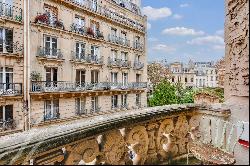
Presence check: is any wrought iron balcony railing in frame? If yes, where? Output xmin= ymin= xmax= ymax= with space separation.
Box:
xmin=62 ymin=0 xmax=145 ymax=32
xmin=70 ymin=23 xmax=86 ymax=35
xmin=120 ymin=103 xmax=129 ymax=110
xmin=110 ymin=0 xmax=142 ymax=15
xmin=0 ymin=83 xmax=22 ymax=96
xmin=134 ymin=61 xmax=144 ymax=70
xmin=31 ymin=82 xmax=147 ymax=92
xmin=107 ymin=57 xmax=131 ymax=68
xmin=133 ymin=41 xmax=144 ymax=50
xmin=0 ymin=2 xmax=22 ymax=22
xmin=0 ymin=119 xmax=16 ymax=131
xmin=34 ymin=12 xmax=65 ymax=30
xmin=38 ymin=47 xmax=63 ymax=60
xmin=86 ymin=54 xmax=104 ymax=65
xmin=76 ymin=108 xmax=88 ymax=116
xmin=71 ymin=51 xmax=86 ymax=62
xmin=0 ymin=41 xmax=23 ymax=55
xmin=44 ymin=109 xmax=60 ymax=121
xmin=90 ymin=107 xmax=101 ymax=113
xmin=108 ymin=35 xmax=130 ymax=47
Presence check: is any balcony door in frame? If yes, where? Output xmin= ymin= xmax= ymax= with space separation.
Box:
xmin=76 ymin=98 xmax=86 ymax=115
xmin=0 ymin=0 xmax=13 ymax=16
xmin=76 ymin=42 xmax=85 ymax=59
xmin=121 ymin=52 xmax=128 ymax=61
xmin=111 ymin=72 xmax=118 ymax=83
xmin=121 ymin=94 xmax=127 ymax=107
xmin=91 ymin=0 xmax=97 ymax=11
xmin=75 ymin=16 xmax=85 ymax=28
xmin=111 ymin=95 xmax=118 ymax=109
xmin=0 ymin=67 xmax=13 ymax=90
xmin=91 ymin=70 xmax=99 ymax=83
xmin=91 ymin=45 xmax=99 ymax=61
xmin=90 ymin=20 xmax=99 ymax=33
xmin=76 ymin=70 xmax=85 ymax=86
xmin=44 ymin=5 xmax=57 ymax=25
xmin=135 ymin=55 xmax=140 ymax=63
xmin=44 ymin=36 xmax=57 ymax=57
xmin=111 ymin=50 xmax=118 ymax=61
xmin=0 ymin=28 xmax=13 ymax=53
xmin=122 ymin=73 xmax=128 ymax=86
xmin=136 ymin=74 xmax=141 ymax=83
xmin=0 ymin=105 xmax=13 ymax=122
xmin=46 ymin=68 xmax=57 ymax=87
xmin=44 ymin=100 xmax=59 ymax=120
xmin=91 ymin=97 xmax=99 ymax=111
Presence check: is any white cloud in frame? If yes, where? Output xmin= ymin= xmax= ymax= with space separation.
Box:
xmin=187 ymin=35 xmax=224 ymax=45
xmin=180 ymin=3 xmax=189 ymax=8
xmin=147 ymin=22 xmax=151 ymax=30
xmin=142 ymin=6 xmax=172 ymax=20
xmin=162 ymin=27 xmax=205 ymax=36
xmin=148 ymin=37 xmax=159 ymax=42
xmin=172 ymin=14 xmax=183 ymax=20
xmin=152 ymin=44 xmax=176 ymax=53
xmin=213 ymin=45 xmax=225 ymax=50
xmin=215 ymin=29 xmax=224 ymax=36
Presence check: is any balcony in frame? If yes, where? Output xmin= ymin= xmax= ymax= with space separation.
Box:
xmin=86 ymin=54 xmax=104 ymax=65
xmin=108 ymin=35 xmax=130 ymax=47
xmin=31 ymin=82 xmax=147 ymax=93
xmin=0 ymin=41 xmax=23 ymax=56
xmin=0 ymin=83 xmax=22 ymax=96
xmin=37 ymin=47 xmax=64 ymax=61
xmin=90 ymin=107 xmax=101 ymax=114
xmin=133 ymin=41 xmax=144 ymax=51
xmin=0 ymin=2 xmax=22 ymax=22
xmin=76 ymin=108 xmax=88 ymax=116
xmin=34 ymin=12 xmax=64 ymax=30
xmin=134 ymin=61 xmax=144 ymax=70
xmin=107 ymin=57 xmax=131 ymax=68
xmin=0 ymin=119 xmax=16 ymax=132
xmin=55 ymin=0 xmax=145 ymax=32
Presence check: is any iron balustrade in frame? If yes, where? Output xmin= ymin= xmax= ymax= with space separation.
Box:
xmin=44 ymin=108 xmax=60 ymax=121
xmin=62 ymin=0 xmax=145 ymax=32
xmin=86 ymin=54 xmax=104 ymax=64
xmin=71 ymin=51 xmax=86 ymax=61
xmin=107 ymin=57 xmax=131 ymax=68
xmin=133 ymin=41 xmax=144 ymax=50
xmin=108 ymin=35 xmax=130 ymax=47
xmin=90 ymin=107 xmax=101 ymax=113
xmin=31 ymin=82 xmax=147 ymax=92
xmin=134 ymin=61 xmax=144 ymax=70
xmin=76 ymin=108 xmax=88 ymax=116
xmin=0 ymin=2 xmax=22 ymax=22
xmin=34 ymin=12 xmax=65 ymax=30
xmin=70 ymin=23 xmax=87 ymax=35
xmin=0 ymin=119 xmax=16 ymax=131
xmin=110 ymin=0 xmax=142 ymax=15
xmin=0 ymin=83 xmax=22 ymax=96
xmin=38 ymin=47 xmax=63 ymax=59
xmin=0 ymin=41 xmax=23 ymax=55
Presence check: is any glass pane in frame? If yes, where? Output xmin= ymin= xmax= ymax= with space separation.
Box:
xmin=81 ymin=71 xmax=85 ymax=83
xmin=5 ymin=29 xmax=13 ymax=53
xmin=76 ymin=70 xmax=80 ymax=83
xmin=0 ymin=106 xmax=3 ymax=121
xmin=5 ymin=105 xmax=13 ymax=120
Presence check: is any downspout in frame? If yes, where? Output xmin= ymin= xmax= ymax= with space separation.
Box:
xmin=23 ymin=0 xmax=31 ymax=130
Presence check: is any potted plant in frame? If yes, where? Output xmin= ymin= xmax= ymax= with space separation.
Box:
xmin=34 ymin=13 xmax=49 ymax=24
xmin=30 ymin=71 xmax=42 ymax=81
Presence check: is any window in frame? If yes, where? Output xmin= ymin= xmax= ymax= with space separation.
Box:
xmin=111 ymin=50 xmax=118 ymax=61
xmin=91 ymin=97 xmax=99 ymax=112
xmin=185 ymin=77 xmax=188 ymax=83
xmin=44 ymin=35 xmax=57 ymax=56
xmin=111 ymin=95 xmax=118 ymax=109
xmin=75 ymin=42 xmax=85 ymax=59
xmin=136 ymin=74 xmax=141 ymax=83
xmin=121 ymin=94 xmax=127 ymax=107
xmin=91 ymin=70 xmax=99 ymax=83
xmin=44 ymin=4 xmax=58 ymax=25
xmin=136 ymin=94 xmax=141 ymax=106
xmin=75 ymin=16 xmax=85 ymax=28
xmin=75 ymin=0 xmax=84 ymax=5
xmin=121 ymin=52 xmax=128 ymax=61
xmin=0 ymin=67 xmax=13 ymax=89
xmin=111 ymin=28 xmax=117 ymax=37
xmin=76 ymin=98 xmax=86 ymax=115
xmin=46 ymin=68 xmax=57 ymax=83
xmin=211 ymin=76 xmax=213 ymax=81
xmin=111 ymin=72 xmax=118 ymax=83
xmin=0 ymin=105 xmax=13 ymax=122
xmin=0 ymin=28 xmax=13 ymax=53
xmin=90 ymin=45 xmax=100 ymax=61
xmin=122 ymin=73 xmax=128 ymax=85
xmin=76 ymin=70 xmax=85 ymax=85
xmin=135 ymin=55 xmax=140 ymax=63
xmin=44 ymin=100 xmax=59 ymax=120
xmin=172 ymin=77 xmax=175 ymax=83
xmin=90 ymin=20 xmax=99 ymax=33
xmin=178 ymin=76 xmax=181 ymax=82
xmin=191 ymin=78 xmax=194 ymax=83
xmin=121 ymin=31 xmax=127 ymax=40
xmin=0 ymin=0 xmax=13 ymax=16
xmin=91 ymin=0 xmax=97 ymax=11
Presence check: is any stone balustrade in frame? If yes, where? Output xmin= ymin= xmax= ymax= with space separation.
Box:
xmin=0 ymin=103 xmax=232 ymax=165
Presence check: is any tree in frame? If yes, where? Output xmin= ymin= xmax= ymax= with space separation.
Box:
xmin=147 ymin=62 xmax=171 ymax=85
xmin=148 ymin=80 xmax=178 ymax=106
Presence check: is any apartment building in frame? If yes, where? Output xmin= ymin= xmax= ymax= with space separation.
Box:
xmin=169 ymin=61 xmax=218 ymax=88
xmin=0 ymin=0 xmax=147 ymax=134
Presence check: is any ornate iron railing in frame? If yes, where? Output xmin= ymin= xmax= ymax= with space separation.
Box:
xmin=110 ymin=0 xmax=142 ymax=15
xmin=107 ymin=57 xmax=131 ymax=68
xmin=71 ymin=51 xmax=86 ymax=61
xmin=70 ymin=23 xmax=87 ymax=35
xmin=31 ymin=82 xmax=147 ymax=92
xmin=38 ymin=47 xmax=63 ymax=59
xmin=0 ymin=41 xmax=23 ymax=55
xmin=86 ymin=54 xmax=104 ymax=65
xmin=0 ymin=83 xmax=22 ymax=96
xmin=90 ymin=107 xmax=101 ymax=113
xmin=62 ymin=0 xmax=145 ymax=32
xmin=108 ymin=35 xmax=130 ymax=47
xmin=0 ymin=2 xmax=22 ymax=22
xmin=133 ymin=41 xmax=144 ymax=50
xmin=76 ymin=108 xmax=88 ymax=116
xmin=0 ymin=119 xmax=16 ymax=131
xmin=34 ymin=12 xmax=64 ymax=30
xmin=134 ymin=61 xmax=144 ymax=70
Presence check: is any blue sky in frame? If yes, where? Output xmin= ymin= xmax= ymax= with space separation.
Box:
xmin=141 ymin=0 xmax=225 ymax=63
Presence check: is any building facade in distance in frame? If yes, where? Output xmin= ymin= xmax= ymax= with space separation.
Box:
xmin=0 ymin=0 xmax=147 ymax=134
xmin=169 ymin=60 xmax=218 ymax=88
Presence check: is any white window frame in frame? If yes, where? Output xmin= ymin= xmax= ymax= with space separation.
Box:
xmin=76 ymin=98 xmax=86 ymax=114
xmin=91 ymin=96 xmax=99 ymax=111
xmin=122 ymin=73 xmax=128 ymax=86
xmin=75 ymin=42 xmax=85 ymax=59
xmin=0 ymin=105 xmax=13 ymax=121
xmin=121 ymin=94 xmax=127 ymax=106
xmin=111 ymin=72 xmax=118 ymax=83
xmin=45 ymin=100 xmax=59 ymax=120
xmin=44 ymin=35 xmax=57 ymax=56
xmin=111 ymin=95 xmax=118 ymax=109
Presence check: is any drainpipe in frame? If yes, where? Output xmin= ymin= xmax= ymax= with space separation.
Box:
xmin=23 ymin=0 xmax=31 ymax=130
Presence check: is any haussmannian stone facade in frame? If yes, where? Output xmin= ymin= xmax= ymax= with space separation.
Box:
xmin=0 ymin=0 xmax=148 ymax=134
